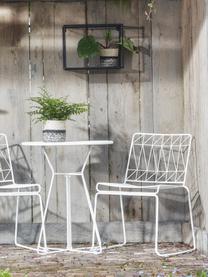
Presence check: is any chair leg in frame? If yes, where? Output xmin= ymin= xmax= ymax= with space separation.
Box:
xmin=92 ymin=192 xmax=127 ymax=251
xmin=184 ymin=186 xmax=196 ymax=251
xmin=14 ymin=195 xmax=20 ymax=247
xmin=81 ymin=176 xmax=102 ymax=254
xmin=106 ymin=194 xmax=127 ymax=249
xmin=37 ymin=194 xmax=47 ymax=253
xmin=155 ymin=188 xmax=196 ymax=257
xmin=15 ymin=194 xmax=47 ymax=253
xmin=92 ymin=193 xmax=99 ymax=249
xmin=119 ymin=194 xmax=127 ymax=246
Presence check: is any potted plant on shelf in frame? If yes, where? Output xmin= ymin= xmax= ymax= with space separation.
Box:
xmin=99 ymin=30 xmax=119 ymax=67
xmin=28 ymin=88 xmax=88 ymax=142
xmin=77 ymin=30 xmax=137 ymax=68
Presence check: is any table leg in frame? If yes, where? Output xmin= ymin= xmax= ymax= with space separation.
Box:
xmin=38 ymin=148 xmax=57 ymax=254
xmin=38 ymin=147 xmax=102 ymax=255
xmin=66 ymin=175 xmax=72 ymax=250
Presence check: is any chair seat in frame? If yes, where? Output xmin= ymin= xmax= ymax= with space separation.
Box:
xmin=0 ymin=183 xmax=41 ymax=195
xmin=96 ymin=182 xmax=183 ymax=195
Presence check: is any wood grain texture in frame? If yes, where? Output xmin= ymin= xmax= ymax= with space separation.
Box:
xmin=106 ymin=0 xmax=142 ymax=222
xmin=0 ymin=0 xmax=185 ymax=240
xmin=182 ymin=0 xmax=207 ymax=230
xmin=30 ymin=2 xmax=51 ymax=224
xmin=152 ymin=0 xmax=185 ymax=222
xmin=0 ymin=2 xmax=31 ymax=223
xmin=87 ymin=0 xmax=110 ymax=222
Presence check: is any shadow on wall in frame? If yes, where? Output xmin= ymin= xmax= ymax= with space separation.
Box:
xmin=186 ymin=139 xmax=205 ymax=229
xmin=0 ymin=144 xmax=43 ymax=243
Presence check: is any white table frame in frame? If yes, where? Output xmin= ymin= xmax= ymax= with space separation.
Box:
xmin=22 ymin=140 xmax=113 ymax=255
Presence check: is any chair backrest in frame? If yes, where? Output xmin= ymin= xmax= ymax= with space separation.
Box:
xmin=124 ymin=133 xmax=192 ymax=186
xmin=0 ymin=134 xmax=14 ymax=184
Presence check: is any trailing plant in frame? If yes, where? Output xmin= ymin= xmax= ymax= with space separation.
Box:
xmin=28 ymin=88 xmax=88 ymax=122
xmin=77 ymin=30 xmax=137 ymax=59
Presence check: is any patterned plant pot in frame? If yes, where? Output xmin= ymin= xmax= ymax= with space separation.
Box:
xmin=100 ymin=48 xmax=119 ymax=67
xmin=43 ymin=120 xmax=66 ymax=142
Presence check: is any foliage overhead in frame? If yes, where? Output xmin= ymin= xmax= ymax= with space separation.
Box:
xmin=28 ymin=88 xmax=88 ymax=122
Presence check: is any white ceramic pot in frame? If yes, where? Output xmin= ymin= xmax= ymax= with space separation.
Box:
xmin=100 ymin=48 xmax=119 ymax=67
xmin=100 ymin=48 xmax=119 ymax=57
xmin=43 ymin=120 xmax=66 ymax=142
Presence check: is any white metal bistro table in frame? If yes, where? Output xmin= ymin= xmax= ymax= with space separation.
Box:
xmin=22 ymin=140 xmax=113 ymax=255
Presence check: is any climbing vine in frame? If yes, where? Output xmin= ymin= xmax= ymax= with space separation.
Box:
xmin=113 ymin=0 xmax=156 ymax=20
xmin=145 ymin=0 xmax=156 ymax=20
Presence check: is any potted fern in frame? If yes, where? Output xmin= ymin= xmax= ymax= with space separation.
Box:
xmin=29 ymin=88 xmax=88 ymax=142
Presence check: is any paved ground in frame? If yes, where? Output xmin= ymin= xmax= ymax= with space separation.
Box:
xmin=0 ymin=243 xmax=207 ymax=276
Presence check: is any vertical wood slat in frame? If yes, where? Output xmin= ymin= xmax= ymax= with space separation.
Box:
xmin=87 ymin=0 xmax=110 ymax=222
xmin=30 ymin=2 xmax=51 ymax=223
xmin=106 ymin=0 xmax=142 ymax=221
xmin=53 ymin=2 xmax=89 ymax=224
xmin=0 ymin=2 xmax=31 ymax=223
xmin=138 ymin=0 xmax=154 ymax=223
xmin=182 ymin=0 xmax=208 ymax=229
xmin=152 ymin=0 xmax=185 ymax=222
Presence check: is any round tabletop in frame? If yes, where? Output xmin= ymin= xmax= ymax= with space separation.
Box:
xmin=22 ymin=140 xmax=113 ymax=146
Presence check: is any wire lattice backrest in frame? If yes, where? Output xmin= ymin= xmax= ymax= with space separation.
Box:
xmin=0 ymin=134 xmax=14 ymax=184
xmin=124 ymin=133 xmax=192 ymax=185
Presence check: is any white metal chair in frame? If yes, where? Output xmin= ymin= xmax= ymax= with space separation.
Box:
xmin=92 ymin=133 xmax=196 ymax=257
xmin=0 ymin=134 xmax=46 ymax=253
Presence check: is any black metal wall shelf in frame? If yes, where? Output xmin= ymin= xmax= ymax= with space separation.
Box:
xmin=62 ymin=24 xmax=124 ymax=71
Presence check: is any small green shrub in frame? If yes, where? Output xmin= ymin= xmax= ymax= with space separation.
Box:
xmin=0 ymin=269 xmax=12 ymax=277
xmin=197 ymin=270 xmax=208 ymax=277
xmin=28 ymin=88 xmax=88 ymax=122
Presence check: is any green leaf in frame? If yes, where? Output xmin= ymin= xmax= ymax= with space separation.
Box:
xmin=104 ymin=30 xmax=113 ymax=48
xmin=77 ymin=35 xmax=100 ymax=59
xmin=121 ymin=37 xmax=136 ymax=53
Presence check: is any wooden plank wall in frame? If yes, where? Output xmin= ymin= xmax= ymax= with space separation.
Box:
xmin=182 ymin=0 xmax=208 ymax=231
xmin=0 ymin=0 xmax=184 ymax=242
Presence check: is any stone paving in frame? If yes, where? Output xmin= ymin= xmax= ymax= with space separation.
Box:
xmin=0 ymin=243 xmax=207 ymax=276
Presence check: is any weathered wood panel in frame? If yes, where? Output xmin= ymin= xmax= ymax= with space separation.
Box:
xmin=53 ymin=2 xmax=89 ymax=224
xmin=182 ymin=0 xmax=208 ymax=230
xmin=0 ymin=0 xmax=185 ymax=244
xmin=30 ymin=2 xmax=52 ymax=224
xmin=30 ymin=1 xmax=89 ymax=225
xmin=152 ymin=0 xmax=185 ymax=223
xmin=87 ymin=0 xmax=110 ymax=222
xmin=106 ymin=0 xmax=142 ymax=222
xmin=0 ymin=2 xmax=31 ymax=223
